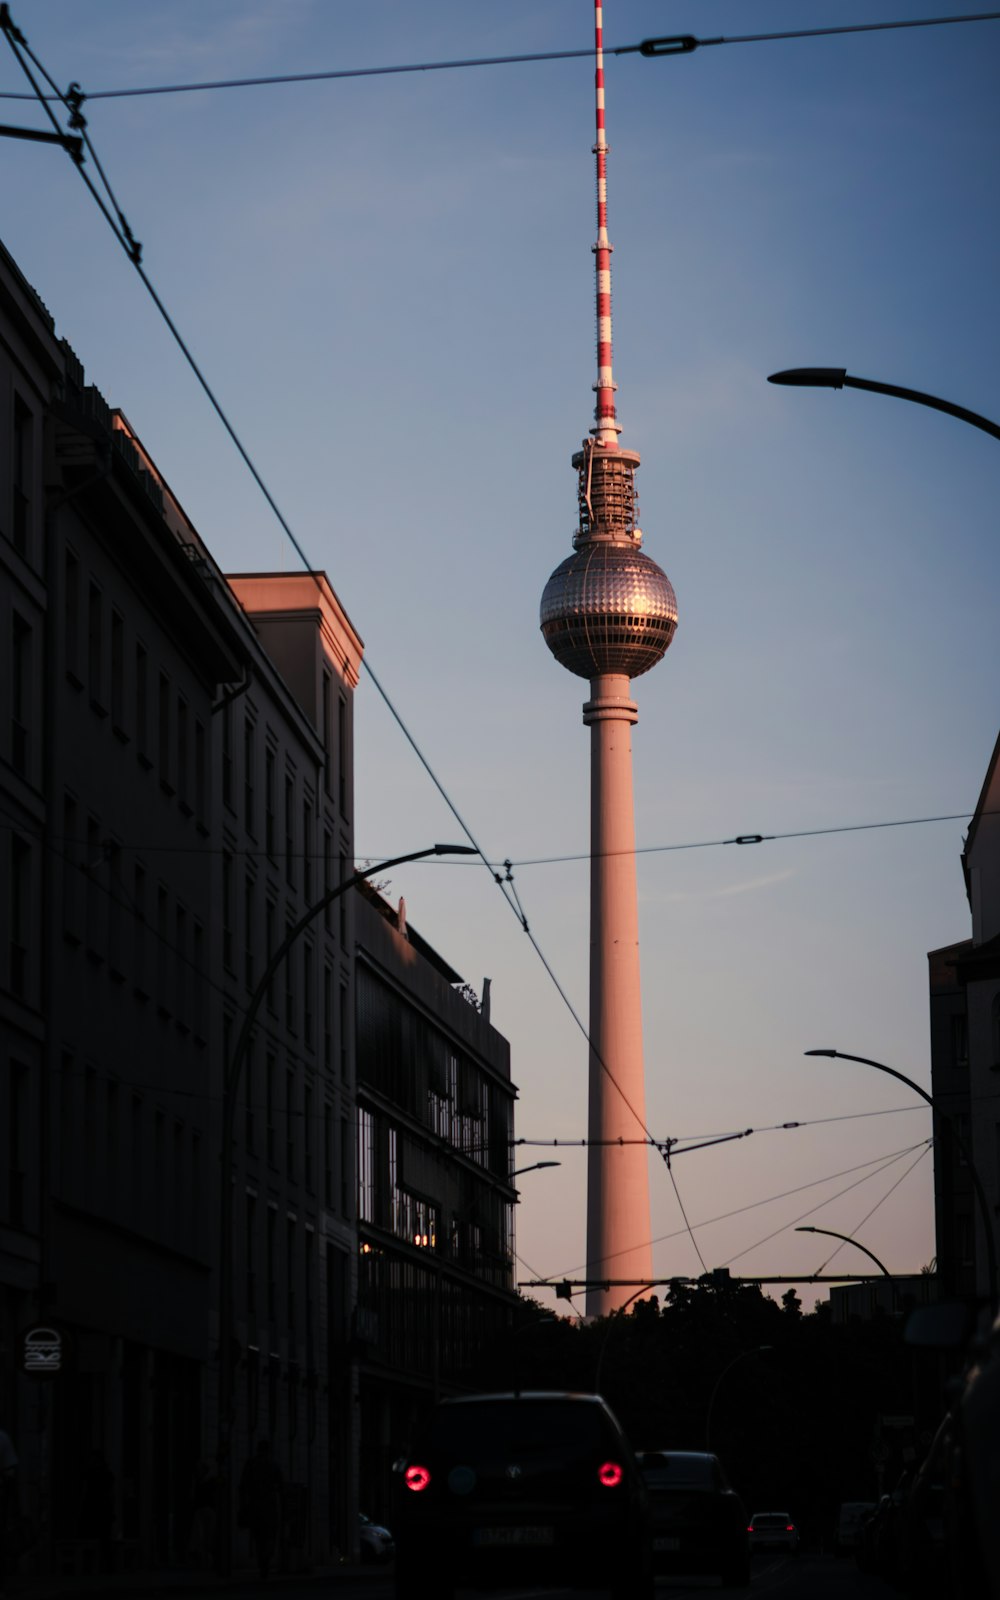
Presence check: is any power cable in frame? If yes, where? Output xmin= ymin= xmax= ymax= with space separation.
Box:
xmin=719 ymin=1140 xmax=931 ymax=1267
xmin=0 ymin=803 xmax=986 ymax=865
xmin=1 ymin=13 xmax=997 ymax=104
xmin=810 ymin=1145 xmax=933 ymax=1276
xmin=549 ymin=1138 xmax=931 ymax=1278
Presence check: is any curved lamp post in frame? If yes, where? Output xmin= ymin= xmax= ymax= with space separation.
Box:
xmin=767 ymin=369 xmax=1000 ymax=443
xmin=594 ymin=1284 xmax=655 ymax=1394
xmin=795 ymin=1225 xmax=892 ymax=1282
xmin=705 ymin=1346 xmax=772 ymax=1451
xmin=804 ymin=1049 xmax=997 ymax=1310
xmin=216 ymin=842 xmax=476 ymax=1574
xmin=512 ymin=1161 xmax=562 ymax=1178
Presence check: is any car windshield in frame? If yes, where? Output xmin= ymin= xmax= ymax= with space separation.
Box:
xmin=423 ymin=1400 xmax=609 ymax=1457
xmin=641 ymin=1455 xmax=717 ymax=1490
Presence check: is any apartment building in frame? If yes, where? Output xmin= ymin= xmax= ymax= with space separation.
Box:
xmin=354 ymin=884 xmax=518 ymax=1517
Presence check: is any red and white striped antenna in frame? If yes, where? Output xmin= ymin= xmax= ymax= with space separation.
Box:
xmin=592 ymin=0 xmax=621 ymax=447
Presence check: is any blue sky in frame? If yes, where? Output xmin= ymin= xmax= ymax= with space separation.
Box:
xmin=4 ymin=1 xmax=998 ymax=1305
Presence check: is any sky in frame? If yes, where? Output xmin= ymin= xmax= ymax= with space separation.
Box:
xmin=3 ymin=1 xmax=998 ymax=1311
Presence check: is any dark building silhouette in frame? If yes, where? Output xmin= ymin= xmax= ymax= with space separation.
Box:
xmin=928 ymin=730 xmax=1000 ymax=1304
xmin=0 ymin=233 xmax=517 ymax=1576
xmin=354 ymin=884 xmax=518 ymax=1518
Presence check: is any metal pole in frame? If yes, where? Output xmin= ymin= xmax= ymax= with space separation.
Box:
xmin=805 ymin=1050 xmax=998 ymax=1310
xmin=215 ymin=843 xmax=473 ymax=1574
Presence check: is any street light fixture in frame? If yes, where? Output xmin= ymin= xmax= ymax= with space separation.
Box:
xmin=804 ymin=1049 xmax=997 ymax=1311
xmin=795 ymin=1226 xmax=892 ymax=1283
xmin=767 ymin=369 xmax=1000 ymax=443
xmin=512 ymin=1161 xmax=562 ymax=1178
xmin=215 ymin=842 xmax=476 ymax=1574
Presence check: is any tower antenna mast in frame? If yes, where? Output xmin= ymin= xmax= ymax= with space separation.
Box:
xmin=592 ymin=0 xmax=621 ymax=447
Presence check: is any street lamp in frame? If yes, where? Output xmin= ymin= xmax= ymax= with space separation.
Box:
xmin=705 ymin=1346 xmax=772 ymax=1451
xmin=767 ymin=369 xmax=1000 ymax=443
xmin=215 ymin=842 xmax=476 ymax=1574
xmin=804 ymin=1049 xmax=997 ymax=1310
xmin=512 ymin=1161 xmax=562 ymax=1178
xmin=795 ymin=1226 xmax=892 ymax=1283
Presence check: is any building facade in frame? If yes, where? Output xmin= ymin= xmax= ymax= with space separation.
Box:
xmin=354 ymin=886 xmax=518 ymax=1519
xmin=928 ymin=731 xmax=1000 ymax=1304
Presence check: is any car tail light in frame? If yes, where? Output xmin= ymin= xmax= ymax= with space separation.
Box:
xmin=598 ymin=1461 xmax=623 ymax=1488
xmin=747 ymin=1526 xmax=754 ymax=1533
xmin=786 ymin=1524 xmax=795 ymax=1532
xmin=405 ymin=1465 xmax=431 ymax=1492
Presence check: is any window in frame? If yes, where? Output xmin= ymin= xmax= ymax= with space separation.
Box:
xmin=264 ymin=898 xmax=277 ymax=1011
xmin=88 ymin=581 xmax=104 ymax=709
xmin=323 ymin=966 xmax=333 ymax=1069
xmin=238 ymin=1040 xmax=253 ymax=1157
xmin=286 ymin=1068 xmax=296 ymax=1178
xmin=65 ymin=549 xmax=80 ymax=682
xmin=243 ymin=718 xmax=256 ymax=833
xmin=285 ymin=916 xmax=295 ymax=1030
xmin=6 ymin=1061 xmax=28 ymax=1226
xmin=284 ymin=775 xmax=295 ymax=886
xmin=192 ymin=920 xmax=206 ymax=1036
xmin=133 ymin=863 xmax=147 ymax=994
xmin=135 ymin=642 xmax=149 ymax=760
xmin=85 ymin=817 xmax=102 ymax=957
xmin=246 ymin=1192 xmax=257 ymax=1313
xmin=222 ymin=852 xmax=235 ymax=973
xmin=304 ymin=1084 xmax=313 ymax=1191
xmin=177 ymin=698 xmax=189 ymax=808
xmin=12 ymin=395 xmax=31 ymax=556
xmin=158 ymin=672 xmax=171 ymax=787
xmin=357 ymin=1109 xmax=374 ymax=1223
xmin=338 ymin=695 xmax=347 ymax=813
xmin=266 ymin=1053 xmax=276 ymax=1165
xmin=156 ymin=886 xmax=169 ymax=1008
xmin=322 ymin=671 xmax=332 ymax=796
xmin=952 ymin=1013 xmax=969 ymax=1069
xmin=265 ymin=748 xmax=276 ymax=858
xmin=175 ymin=905 xmax=187 ymax=1023
xmin=267 ymin=1204 xmax=277 ymax=1320
xmin=286 ymin=1216 xmax=297 ymax=1329
xmin=324 ymin=1104 xmax=333 ymax=1208
xmin=243 ymin=876 xmax=255 ymax=989
xmin=107 ymin=842 xmax=123 ymax=976
xmin=10 ymin=612 xmax=30 ymax=775
xmin=222 ymin=702 xmax=234 ymax=809
xmin=303 ymin=944 xmax=314 ymax=1047
xmin=302 ymin=797 xmax=313 ymax=901
xmin=8 ymin=835 xmax=30 ymax=998
xmin=111 ymin=609 xmax=125 ymax=733
xmin=194 ymin=718 xmax=206 ymax=820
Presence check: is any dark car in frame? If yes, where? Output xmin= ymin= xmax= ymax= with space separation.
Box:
xmin=637 ymin=1449 xmax=749 ymax=1588
xmin=393 ymin=1391 xmax=652 ymax=1600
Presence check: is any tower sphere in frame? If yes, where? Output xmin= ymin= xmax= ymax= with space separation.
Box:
xmin=540 ymin=541 xmax=678 ymax=680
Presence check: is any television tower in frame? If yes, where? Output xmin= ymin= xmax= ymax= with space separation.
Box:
xmin=539 ymin=0 xmax=678 ymax=1318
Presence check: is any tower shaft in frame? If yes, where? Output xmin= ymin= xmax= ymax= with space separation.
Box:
xmin=585 ymin=675 xmax=653 ymax=1318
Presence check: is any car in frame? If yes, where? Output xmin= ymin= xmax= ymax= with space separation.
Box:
xmin=748 ymin=1510 xmax=800 ymax=1553
xmin=358 ymin=1512 xmax=395 ymax=1563
xmin=637 ymin=1448 xmax=749 ymax=1588
xmin=392 ymin=1390 xmax=652 ymax=1600
xmin=836 ymin=1498 xmax=877 ymax=1556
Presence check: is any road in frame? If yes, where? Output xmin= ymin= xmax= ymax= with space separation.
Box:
xmin=148 ymin=1549 xmax=892 ymax=1600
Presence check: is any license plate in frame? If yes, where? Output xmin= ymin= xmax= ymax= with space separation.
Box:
xmin=473 ymin=1526 xmax=555 ymax=1547
xmin=654 ymin=1537 xmax=680 ymax=1551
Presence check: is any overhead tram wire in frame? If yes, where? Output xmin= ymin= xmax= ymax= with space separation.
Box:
xmin=0 ymin=14 xmax=666 ymax=1190
xmin=809 ymin=1148 xmax=934 ymax=1277
xmin=547 ymin=1137 xmax=933 ymax=1281
xmin=1 ymin=12 xmax=998 ymax=103
xmin=719 ymin=1142 xmax=932 ymax=1268
xmin=0 ymin=800 xmax=988 ymax=866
